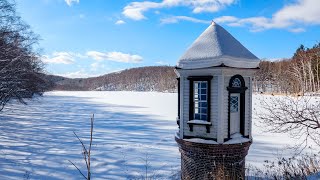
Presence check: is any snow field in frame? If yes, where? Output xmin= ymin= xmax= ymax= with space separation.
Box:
xmin=0 ymin=91 xmax=319 ymax=179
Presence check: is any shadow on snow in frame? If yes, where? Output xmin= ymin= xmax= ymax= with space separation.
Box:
xmin=0 ymin=94 xmax=180 ymax=180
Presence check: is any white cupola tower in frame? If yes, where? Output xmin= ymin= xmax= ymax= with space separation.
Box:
xmin=175 ymin=22 xmax=260 ymax=179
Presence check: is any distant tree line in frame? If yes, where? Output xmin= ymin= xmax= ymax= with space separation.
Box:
xmin=254 ymin=43 xmax=320 ymax=95
xmin=0 ymin=0 xmax=49 ymax=110
xmin=47 ymin=43 xmax=320 ymax=95
xmin=49 ymin=66 xmax=177 ymax=92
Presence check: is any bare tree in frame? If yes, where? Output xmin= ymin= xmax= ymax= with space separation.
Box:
xmin=0 ymin=0 xmax=47 ymax=111
xmin=246 ymin=153 xmax=320 ymax=179
xmin=253 ymin=44 xmax=320 ymax=95
xmin=257 ymin=95 xmax=320 ymax=151
xmin=69 ymin=114 xmax=94 ymax=180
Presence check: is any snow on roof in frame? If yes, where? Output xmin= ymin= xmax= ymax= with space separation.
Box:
xmin=177 ymin=21 xmax=260 ymax=69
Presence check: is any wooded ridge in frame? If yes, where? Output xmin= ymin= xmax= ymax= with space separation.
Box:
xmin=254 ymin=43 xmax=320 ymax=94
xmin=44 ymin=42 xmax=320 ymax=94
xmin=45 ymin=66 xmax=177 ymax=92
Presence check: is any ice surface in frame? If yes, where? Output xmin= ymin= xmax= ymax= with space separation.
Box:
xmin=0 ymin=91 xmax=319 ymax=179
xmin=0 ymin=91 xmax=179 ymax=180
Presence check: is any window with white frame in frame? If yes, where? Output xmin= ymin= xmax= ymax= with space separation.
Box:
xmin=193 ymin=81 xmax=208 ymax=121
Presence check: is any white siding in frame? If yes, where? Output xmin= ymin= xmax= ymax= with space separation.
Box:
xmin=177 ymin=67 xmax=256 ymax=142
xmin=223 ymin=76 xmax=230 ymax=139
xmin=179 ymin=77 xmax=184 ymax=139
xmin=182 ymin=76 xmax=190 ymax=135
xmin=211 ymin=76 xmax=219 ymax=139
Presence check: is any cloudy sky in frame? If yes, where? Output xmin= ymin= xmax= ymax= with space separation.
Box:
xmin=16 ymin=0 xmax=320 ymax=78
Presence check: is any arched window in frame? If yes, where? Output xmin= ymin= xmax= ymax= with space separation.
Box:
xmin=228 ymin=75 xmax=245 ymax=88
xmin=232 ymin=78 xmax=241 ymax=87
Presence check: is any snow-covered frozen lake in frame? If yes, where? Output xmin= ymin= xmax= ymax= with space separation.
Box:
xmin=0 ymin=91 xmax=319 ymax=179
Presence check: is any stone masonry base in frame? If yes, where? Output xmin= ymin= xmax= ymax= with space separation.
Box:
xmin=175 ymin=137 xmax=251 ymax=180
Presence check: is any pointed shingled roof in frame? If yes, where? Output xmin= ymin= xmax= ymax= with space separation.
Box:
xmin=177 ymin=22 xmax=260 ymax=69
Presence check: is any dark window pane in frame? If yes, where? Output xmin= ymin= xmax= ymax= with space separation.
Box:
xmin=193 ymin=80 xmax=209 ymax=121
xmin=201 ymin=115 xmax=207 ymax=120
xmin=201 ymin=102 xmax=207 ymax=107
xmin=201 ymin=108 xmax=207 ymax=114
xmin=232 ymin=78 xmax=241 ymax=87
xmin=230 ymin=96 xmax=239 ymax=112
xmin=201 ymin=82 xmax=207 ymax=88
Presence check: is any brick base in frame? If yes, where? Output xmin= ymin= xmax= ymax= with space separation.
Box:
xmin=175 ymin=137 xmax=251 ymax=180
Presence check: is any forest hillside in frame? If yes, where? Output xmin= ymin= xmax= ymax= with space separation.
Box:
xmin=44 ymin=43 xmax=320 ymax=94
xmin=254 ymin=43 xmax=320 ymax=94
xmin=45 ymin=66 xmax=177 ymax=92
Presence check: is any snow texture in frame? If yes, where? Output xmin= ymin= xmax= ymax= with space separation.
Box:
xmin=177 ymin=132 xmax=250 ymax=145
xmin=224 ymin=133 xmax=250 ymax=144
xmin=177 ymin=22 xmax=260 ymax=69
xmin=187 ymin=120 xmax=212 ymax=125
xmin=0 ymin=92 xmax=319 ymax=179
xmin=184 ymin=138 xmax=218 ymax=145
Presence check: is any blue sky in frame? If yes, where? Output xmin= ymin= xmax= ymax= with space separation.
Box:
xmin=15 ymin=0 xmax=320 ymax=78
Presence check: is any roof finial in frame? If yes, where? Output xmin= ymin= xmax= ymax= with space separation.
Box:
xmin=211 ymin=20 xmax=216 ymax=25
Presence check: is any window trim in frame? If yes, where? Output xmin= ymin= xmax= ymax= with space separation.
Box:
xmin=187 ymin=76 xmax=213 ymax=133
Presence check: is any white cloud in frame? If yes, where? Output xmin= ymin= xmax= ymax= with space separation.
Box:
xmin=123 ymin=0 xmax=236 ymax=20
xmin=273 ymin=0 xmax=320 ymax=26
xmin=86 ymin=51 xmax=143 ymax=63
xmin=90 ymin=62 xmax=105 ymax=71
xmin=90 ymin=62 xmax=99 ymax=70
xmin=65 ymin=0 xmax=79 ymax=6
xmin=56 ymin=70 xmax=101 ymax=78
xmin=55 ymin=68 xmax=125 ymax=78
xmin=123 ymin=1 xmax=160 ymax=20
xmin=158 ymin=0 xmax=319 ymax=32
xmin=155 ymin=61 xmax=170 ymax=65
xmin=115 ymin=20 xmax=126 ymax=25
xmin=161 ymin=16 xmax=211 ymax=24
xmin=42 ymin=52 xmax=75 ymax=64
xmin=213 ymin=16 xmax=238 ymax=23
xmin=42 ymin=51 xmax=142 ymax=65
xmin=217 ymin=0 xmax=319 ymax=32
xmin=289 ymin=27 xmax=306 ymax=33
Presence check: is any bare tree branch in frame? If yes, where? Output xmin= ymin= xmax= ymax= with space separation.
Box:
xmin=257 ymin=95 xmax=320 ymax=152
xmin=0 ymin=0 xmax=49 ymax=111
xmin=68 ymin=160 xmax=87 ymax=180
xmin=69 ymin=114 xmax=94 ymax=180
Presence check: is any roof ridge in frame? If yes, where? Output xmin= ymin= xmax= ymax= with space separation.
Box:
xmin=177 ymin=23 xmax=260 ymax=69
